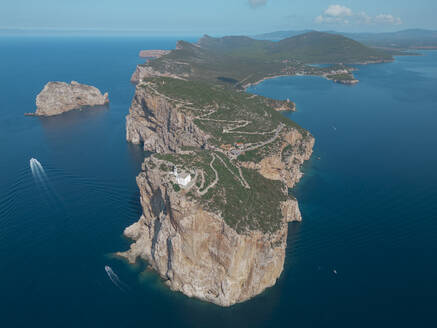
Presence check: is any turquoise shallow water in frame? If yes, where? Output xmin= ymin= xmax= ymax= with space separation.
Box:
xmin=0 ymin=37 xmax=436 ymax=327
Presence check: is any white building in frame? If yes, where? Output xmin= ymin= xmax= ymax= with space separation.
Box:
xmin=173 ymin=168 xmax=191 ymax=187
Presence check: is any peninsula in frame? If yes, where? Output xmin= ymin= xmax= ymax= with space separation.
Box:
xmin=27 ymin=81 xmax=109 ymax=117
xmin=131 ymin=32 xmax=393 ymax=86
xmin=118 ymin=32 xmax=393 ymax=306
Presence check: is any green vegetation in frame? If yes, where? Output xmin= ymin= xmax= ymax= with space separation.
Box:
xmin=159 ymin=163 xmax=172 ymax=172
xmin=273 ymin=32 xmax=393 ymax=64
xmin=198 ymin=32 xmax=393 ymax=63
xmin=138 ymin=32 xmax=350 ymax=234
xmin=171 ymin=182 xmax=181 ymax=192
xmin=153 ymin=150 xmax=286 ymax=233
xmin=144 ymin=31 xmax=393 ymax=88
xmin=326 ymin=73 xmax=356 ymax=81
xmin=238 ymin=138 xmax=284 ymax=163
xmin=143 ymin=77 xmax=304 ymax=147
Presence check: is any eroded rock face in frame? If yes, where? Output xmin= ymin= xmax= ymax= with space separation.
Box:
xmin=118 ymin=160 xmax=290 ymax=306
xmin=126 ymin=85 xmax=208 ymax=152
xmin=33 ymin=81 xmax=109 ymax=116
xmin=262 ymin=130 xmax=314 ymax=188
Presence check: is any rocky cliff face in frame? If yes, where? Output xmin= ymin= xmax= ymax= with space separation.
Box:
xmin=118 ymin=159 xmax=295 ymax=306
xmin=32 ymin=81 xmax=109 ymax=117
xmin=121 ymin=80 xmax=314 ymax=306
xmin=242 ymin=129 xmax=315 ymax=189
xmin=126 ymin=84 xmax=208 ymax=152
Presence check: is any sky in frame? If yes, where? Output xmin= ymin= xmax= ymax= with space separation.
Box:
xmin=1 ymin=0 xmax=436 ymax=36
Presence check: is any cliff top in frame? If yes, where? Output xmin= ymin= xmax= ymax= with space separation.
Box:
xmin=135 ymin=77 xmax=313 ymax=233
xmin=151 ymin=150 xmax=287 ymax=233
xmin=139 ymin=77 xmax=306 ymax=147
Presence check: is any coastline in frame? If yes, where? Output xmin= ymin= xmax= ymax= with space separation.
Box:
xmin=244 ymin=72 xmax=358 ymax=91
xmin=244 ymin=58 xmax=402 ymax=90
xmin=118 ymin=36 xmax=401 ymax=306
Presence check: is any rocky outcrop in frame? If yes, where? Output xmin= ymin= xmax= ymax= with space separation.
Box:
xmin=274 ymin=101 xmax=296 ymax=111
xmin=331 ymin=78 xmax=359 ymax=85
xmin=30 ymin=81 xmax=108 ymax=117
xmin=241 ymin=129 xmax=314 ymax=188
xmin=118 ymin=158 xmax=292 ymax=306
xmin=139 ymin=50 xmax=171 ymax=58
xmin=126 ymin=84 xmax=208 ymax=152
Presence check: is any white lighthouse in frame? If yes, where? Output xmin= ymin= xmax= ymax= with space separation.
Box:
xmin=173 ymin=168 xmax=191 ymax=187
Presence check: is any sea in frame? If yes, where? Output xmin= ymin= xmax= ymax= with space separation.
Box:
xmin=0 ymin=36 xmax=436 ymax=328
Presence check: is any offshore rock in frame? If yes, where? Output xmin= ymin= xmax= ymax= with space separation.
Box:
xmin=32 ymin=81 xmax=109 ymax=117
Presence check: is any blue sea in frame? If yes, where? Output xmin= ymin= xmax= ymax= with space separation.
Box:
xmin=0 ymin=36 xmax=436 ymax=327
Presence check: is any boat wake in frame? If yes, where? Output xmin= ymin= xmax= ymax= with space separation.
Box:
xmin=30 ymin=158 xmax=48 ymax=184
xmin=105 ymin=265 xmax=129 ymax=292
xmin=29 ymin=158 xmax=64 ymax=209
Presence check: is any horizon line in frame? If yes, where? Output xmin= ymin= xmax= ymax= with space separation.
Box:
xmin=1 ymin=26 xmax=436 ymax=37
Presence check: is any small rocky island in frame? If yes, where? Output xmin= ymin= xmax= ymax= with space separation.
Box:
xmin=27 ymin=81 xmax=109 ymax=117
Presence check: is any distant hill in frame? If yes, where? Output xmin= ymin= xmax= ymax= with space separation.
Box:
xmin=199 ymin=31 xmax=392 ymax=64
xmin=255 ymin=29 xmax=437 ymax=50
xmin=272 ymin=31 xmax=392 ymax=63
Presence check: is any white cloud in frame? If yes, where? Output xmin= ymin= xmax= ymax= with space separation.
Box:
xmin=315 ymin=5 xmax=402 ymax=26
xmin=315 ymin=5 xmax=353 ymax=24
xmin=324 ymin=5 xmax=353 ymax=18
xmin=248 ymin=0 xmax=268 ymax=9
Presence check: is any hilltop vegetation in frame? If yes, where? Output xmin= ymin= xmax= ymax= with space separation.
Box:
xmin=153 ymin=150 xmax=287 ymax=233
xmin=140 ymin=77 xmax=306 ymax=147
xmin=273 ymin=32 xmax=393 ymax=63
xmin=136 ymin=76 xmax=313 ymax=233
xmin=199 ymin=31 xmax=392 ymax=63
xmin=143 ymin=31 xmax=392 ymax=87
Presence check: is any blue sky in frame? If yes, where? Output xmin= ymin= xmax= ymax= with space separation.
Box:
xmin=1 ymin=0 xmax=436 ymax=35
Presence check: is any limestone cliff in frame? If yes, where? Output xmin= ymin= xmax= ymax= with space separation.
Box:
xmin=118 ymin=158 xmax=295 ymax=306
xmin=126 ymin=84 xmax=208 ymax=152
xmin=120 ymin=78 xmax=314 ymax=306
xmin=242 ymin=129 xmax=315 ymax=189
xmin=31 ymin=81 xmax=109 ymax=117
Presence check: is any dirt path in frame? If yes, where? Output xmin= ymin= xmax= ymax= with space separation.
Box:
xmin=198 ymin=154 xmax=219 ymax=196
xmin=215 ymin=154 xmax=250 ymax=189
